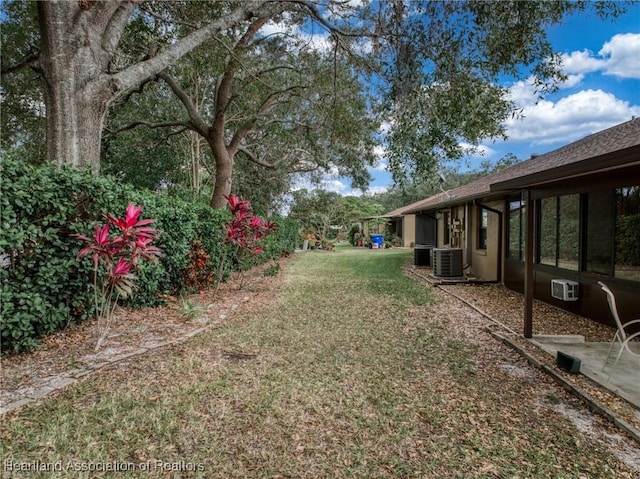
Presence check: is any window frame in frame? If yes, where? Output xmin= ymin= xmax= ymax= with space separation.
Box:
xmin=507 ymin=198 xmax=524 ymax=261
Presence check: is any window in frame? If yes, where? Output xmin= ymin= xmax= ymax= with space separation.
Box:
xmin=508 ymin=200 xmax=524 ymax=260
xmin=585 ymin=191 xmax=614 ymax=275
xmin=539 ymin=197 xmax=557 ymax=266
xmin=534 ymin=187 xmax=638 ymax=282
xmin=478 ymin=208 xmax=488 ymax=250
xmin=558 ymin=195 xmax=579 ymax=270
xmin=538 ymin=195 xmax=579 ymax=270
xmin=615 ymin=186 xmax=640 ymax=282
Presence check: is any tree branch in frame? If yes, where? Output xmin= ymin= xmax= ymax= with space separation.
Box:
xmin=238 ymin=145 xmax=319 ymax=173
xmin=150 ymin=127 xmax=191 ymax=149
xmin=84 ymin=1 xmax=125 ymax=33
xmin=229 ymin=117 xmax=260 ymax=154
xmin=106 ymin=120 xmax=193 ymax=138
xmin=138 ymin=4 xmax=200 ymax=30
xmin=1 ymin=56 xmax=40 ymax=75
xmin=227 ymin=85 xmax=304 ymax=152
xmin=157 ymin=72 xmax=209 ymax=136
xmin=214 ymin=16 xmax=271 ymax=130
xmin=110 ymin=1 xmax=285 ymax=95
xmin=238 ymin=146 xmax=276 ymax=168
xmin=284 ymin=0 xmax=350 ymax=37
xmin=101 ymin=2 xmax=136 ymax=61
xmin=291 ymin=163 xmax=321 ymax=173
xmin=113 ymin=76 xmax=157 ymax=106
xmin=255 ymin=64 xmax=300 ymax=77
xmin=253 ymin=85 xmax=307 ymax=118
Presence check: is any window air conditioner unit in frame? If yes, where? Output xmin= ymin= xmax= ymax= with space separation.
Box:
xmin=551 ymin=279 xmax=579 ymax=301
xmin=433 ymin=248 xmax=463 ymax=277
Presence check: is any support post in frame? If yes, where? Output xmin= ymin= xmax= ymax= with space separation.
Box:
xmin=523 ymin=190 xmax=534 ymax=338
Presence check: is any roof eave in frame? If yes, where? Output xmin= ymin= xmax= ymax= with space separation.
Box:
xmin=490 ymin=145 xmax=640 ymax=191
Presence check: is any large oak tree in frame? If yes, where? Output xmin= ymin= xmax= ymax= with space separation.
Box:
xmin=1 ymin=0 xmax=628 ymax=192
xmin=107 ymin=11 xmax=377 ymax=208
xmin=1 ymin=0 xmax=305 ymax=171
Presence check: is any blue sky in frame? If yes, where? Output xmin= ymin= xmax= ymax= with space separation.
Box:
xmin=319 ymin=4 xmax=640 ymax=196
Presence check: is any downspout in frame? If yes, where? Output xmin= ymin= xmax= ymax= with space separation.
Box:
xmin=474 ymin=199 xmax=503 ymax=283
xmin=465 ymin=203 xmax=472 ymax=269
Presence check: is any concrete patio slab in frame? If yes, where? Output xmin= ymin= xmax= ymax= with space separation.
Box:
xmin=530 ymin=336 xmax=640 ymax=409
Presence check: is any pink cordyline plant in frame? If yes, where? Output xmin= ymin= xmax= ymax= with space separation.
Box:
xmin=222 ymin=195 xmax=276 ymax=288
xmin=73 ymin=203 xmax=161 ymax=350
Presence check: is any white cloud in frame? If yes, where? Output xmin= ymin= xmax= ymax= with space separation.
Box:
xmin=370 ymin=145 xmax=388 ymax=172
xmin=561 ymin=50 xmax=603 ymax=75
xmin=326 ymin=165 xmax=341 ymax=176
xmin=366 ymin=185 xmax=390 ymax=195
xmin=260 ymin=20 xmax=287 ymax=38
xmin=371 ymin=160 xmax=388 ymax=172
xmin=508 ymin=79 xmax=539 ymax=107
xmin=321 ymin=179 xmax=349 ymax=194
xmin=560 ymin=33 xmax=640 ymax=80
xmin=304 ymin=32 xmax=333 ymax=53
xmin=504 ymin=89 xmax=640 ymax=145
xmin=261 ymin=18 xmax=333 ymax=53
xmin=559 ymin=74 xmax=585 ymax=89
xmin=373 ymin=145 xmax=385 ymax=157
xmin=460 ymin=142 xmax=496 ymax=158
xmin=599 ymin=33 xmax=640 ymax=79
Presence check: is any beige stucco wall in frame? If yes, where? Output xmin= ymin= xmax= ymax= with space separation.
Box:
xmin=436 ymin=206 xmax=466 ymax=247
xmin=436 ymin=210 xmax=447 ymax=248
xmin=402 ymin=214 xmax=416 ymax=247
xmin=431 ymin=202 xmax=502 ymax=281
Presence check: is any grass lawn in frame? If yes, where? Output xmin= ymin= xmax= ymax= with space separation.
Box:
xmin=1 ymin=247 xmax=635 ymax=478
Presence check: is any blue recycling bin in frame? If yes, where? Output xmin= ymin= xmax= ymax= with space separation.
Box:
xmin=370 ymin=234 xmax=384 ymax=248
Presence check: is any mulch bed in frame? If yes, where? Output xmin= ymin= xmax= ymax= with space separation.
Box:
xmin=408 ymin=265 xmax=640 ymax=437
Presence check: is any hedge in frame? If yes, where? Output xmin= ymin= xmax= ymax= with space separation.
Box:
xmin=0 ymin=155 xmax=299 ymax=352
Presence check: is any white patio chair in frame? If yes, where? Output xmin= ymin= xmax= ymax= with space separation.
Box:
xmin=597 ymin=281 xmax=640 ymax=372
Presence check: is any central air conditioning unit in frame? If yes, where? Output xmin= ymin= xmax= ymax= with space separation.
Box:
xmin=551 ymin=279 xmax=579 ymax=301
xmin=432 ymin=248 xmax=463 ymax=277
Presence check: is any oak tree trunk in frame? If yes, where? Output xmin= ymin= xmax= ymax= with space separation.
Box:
xmin=208 ymin=135 xmax=235 ymax=209
xmin=37 ymin=1 xmax=112 ymax=171
xmin=34 ymin=0 xmax=281 ymax=173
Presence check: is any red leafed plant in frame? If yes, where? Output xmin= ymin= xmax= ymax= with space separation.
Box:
xmin=73 ymin=203 xmax=161 ymax=350
xmin=223 ymin=195 xmax=276 ymax=288
xmin=184 ymin=240 xmax=214 ymax=292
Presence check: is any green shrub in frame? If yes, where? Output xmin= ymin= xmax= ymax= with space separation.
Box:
xmin=260 ymin=217 xmax=300 ymax=261
xmin=347 ymin=225 xmax=361 ymax=246
xmin=0 ymin=155 xmax=302 ymax=352
xmin=0 ymin=156 xmax=240 ymax=352
xmin=0 ymin=156 xmax=129 ymax=352
xmin=193 ymin=204 xmax=233 ymax=285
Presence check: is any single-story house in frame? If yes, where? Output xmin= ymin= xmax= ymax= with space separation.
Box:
xmin=402 ymin=117 xmax=640 ymax=336
xmin=380 ymin=202 xmax=424 ymax=247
